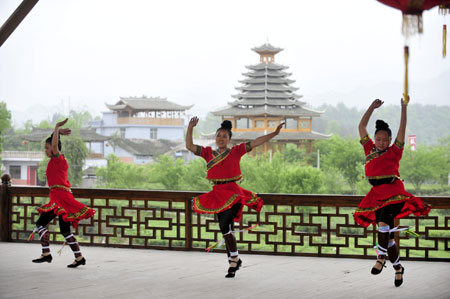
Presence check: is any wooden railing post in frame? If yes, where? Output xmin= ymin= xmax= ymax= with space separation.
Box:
xmin=0 ymin=174 xmax=12 ymax=241
xmin=185 ymin=196 xmax=192 ymax=250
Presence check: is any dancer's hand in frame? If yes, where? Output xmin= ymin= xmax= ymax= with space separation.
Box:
xmin=370 ymin=99 xmax=384 ymax=109
xmin=56 ymin=118 xmax=69 ymax=128
xmin=188 ymin=117 xmax=199 ymax=128
xmin=274 ymin=122 xmax=285 ymax=135
xmin=59 ymin=128 xmax=72 ymax=135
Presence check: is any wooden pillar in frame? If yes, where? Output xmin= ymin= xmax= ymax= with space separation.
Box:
xmin=184 ymin=195 xmax=192 ymax=250
xmin=0 ymin=174 xmax=12 ymax=241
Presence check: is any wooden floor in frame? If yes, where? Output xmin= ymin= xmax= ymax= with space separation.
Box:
xmin=0 ymin=243 xmax=449 ymax=299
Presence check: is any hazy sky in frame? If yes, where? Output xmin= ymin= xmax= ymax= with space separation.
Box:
xmin=1 ymin=0 xmax=449 ymax=126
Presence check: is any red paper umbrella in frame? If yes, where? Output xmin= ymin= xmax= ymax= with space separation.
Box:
xmin=377 ymin=1 xmax=445 ymax=103
xmin=378 ymin=0 xmax=442 ymax=36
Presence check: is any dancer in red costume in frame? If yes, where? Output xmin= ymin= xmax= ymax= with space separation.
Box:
xmin=354 ymin=99 xmax=430 ymax=286
xmin=186 ymin=117 xmax=284 ymax=278
xmin=31 ymin=118 xmax=95 ymax=268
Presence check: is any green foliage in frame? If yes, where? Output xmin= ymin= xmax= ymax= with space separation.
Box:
xmin=179 ymin=158 xmax=210 ymax=191
xmin=96 ymin=154 xmax=211 ymax=191
xmin=96 ymin=155 xmax=154 ymax=189
xmin=0 ymin=102 xmax=12 ymax=157
xmin=400 ymin=145 xmax=449 ymax=193
xmin=316 ymin=135 xmax=365 ymax=194
xmin=321 ymin=167 xmax=347 ymax=194
xmin=38 ymin=134 xmax=88 ymax=186
xmin=151 ymin=155 xmax=187 ymax=190
xmin=92 ymin=135 xmax=449 ymax=196
xmin=314 ymin=102 xmax=450 ymax=144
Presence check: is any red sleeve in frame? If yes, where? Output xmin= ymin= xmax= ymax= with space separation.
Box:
xmin=390 ymin=139 xmax=404 ymax=159
xmin=198 ymin=146 xmax=212 ymax=161
xmin=360 ymin=135 xmax=375 ymax=156
xmin=233 ymin=142 xmax=252 ymax=158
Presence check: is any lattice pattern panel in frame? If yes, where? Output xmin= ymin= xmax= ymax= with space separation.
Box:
xmin=9 ymin=194 xmax=450 ymax=260
xmin=192 ymin=204 xmax=450 ymax=260
xmin=11 ymin=196 xmax=188 ymax=249
xmin=397 ymin=209 xmax=450 ymax=259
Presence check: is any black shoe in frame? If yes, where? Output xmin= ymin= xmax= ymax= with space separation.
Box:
xmin=225 ymin=258 xmax=240 ymax=278
xmin=228 ymin=258 xmax=242 ymax=271
xmin=371 ymin=259 xmax=386 ymax=275
xmin=32 ymin=254 xmax=52 ymax=263
xmin=395 ymin=266 xmax=404 ymax=287
xmin=67 ymin=257 xmax=86 ymax=268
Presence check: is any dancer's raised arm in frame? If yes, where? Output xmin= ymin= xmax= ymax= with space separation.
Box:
xmin=359 ymin=99 xmax=383 ymax=139
xmin=396 ymin=98 xmax=408 ymax=144
xmin=250 ymin=122 xmax=285 ymax=149
xmin=52 ymin=118 xmax=69 ymax=155
xmin=186 ymin=116 xmax=200 ymax=153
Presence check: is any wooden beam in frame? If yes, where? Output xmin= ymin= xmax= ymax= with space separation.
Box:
xmin=0 ymin=0 xmax=39 ymax=48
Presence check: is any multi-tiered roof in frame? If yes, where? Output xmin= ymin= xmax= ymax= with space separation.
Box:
xmin=213 ymin=43 xmax=328 ymax=141
xmin=214 ymin=43 xmax=322 ymax=118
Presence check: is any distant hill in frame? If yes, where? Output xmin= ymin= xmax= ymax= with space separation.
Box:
xmin=313 ymin=103 xmax=450 ymax=145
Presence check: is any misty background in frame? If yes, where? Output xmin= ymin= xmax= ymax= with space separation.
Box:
xmin=1 ymin=0 xmax=449 ymax=127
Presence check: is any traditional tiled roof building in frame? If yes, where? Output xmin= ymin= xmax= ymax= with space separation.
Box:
xmin=213 ymin=43 xmax=329 ymax=153
xmin=90 ymin=96 xmax=193 ymax=141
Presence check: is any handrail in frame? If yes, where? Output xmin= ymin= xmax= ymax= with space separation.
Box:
xmin=2 ymin=177 xmax=449 ymax=261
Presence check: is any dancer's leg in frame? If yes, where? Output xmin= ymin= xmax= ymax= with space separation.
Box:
xmin=372 ymin=207 xmax=391 ymax=274
xmin=32 ymin=210 xmax=57 ymax=263
xmin=59 ymin=215 xmax=86 ymax=268
xmin=217 ymin=204 xmax=242 ymax=278
xmin=384 ymin=203 xmax=405 ymax=286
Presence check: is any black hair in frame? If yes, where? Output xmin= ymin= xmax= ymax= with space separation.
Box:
xmin=375 ymin=120 xmax=392 ymax=137
xmin=45 ymin=132 xmax=62 ymax=151
xmin=216 ymin=120 xmax=232 ymax=139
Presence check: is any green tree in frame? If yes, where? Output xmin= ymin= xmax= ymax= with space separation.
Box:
xmin=96 ymin=154 xmax=154 ymax=189
xmin=38 ymin=134 xmax=88 ymax=186
xmin=400 ymin=146 xmax=448 ymax=193
xmin=151 ymin=155 xmax=187 ymax=190
xmin=0 ymin=102 xmax=12 ymax=158
xmin=280 ymin=166 xmax=324 ymax=194
xmin=317 ymin=135 xmax=365 ymax=194
xmin=181 ymin=158 xmax=210 ymax=191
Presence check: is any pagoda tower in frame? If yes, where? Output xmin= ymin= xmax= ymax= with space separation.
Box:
xmin=212 ymin=43 xmax=329 ymax=154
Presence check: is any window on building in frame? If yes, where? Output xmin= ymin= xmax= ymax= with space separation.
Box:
xmin=10 ymin=165 xmax=21 ymax=179
xmin=150 ymin=128 xmax=158 ymax=140
xmin=255 ymin=120 xmax=265 ymax=128
xmin=300 ymin=120 xmax=310 ymax=128
xmin=285 ymin=118 xmax=298 ymax=129
xmin=268 ymin=120 xmax=278 ymax=128
xmin=236 ymin=118 xmax=251 ymax=129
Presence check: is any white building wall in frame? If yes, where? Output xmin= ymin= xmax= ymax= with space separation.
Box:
xmin=126 ymin=127 xmax=150 ymax=139
xmin=101 ymin=127 xmax=120 ymax=137
xmin=104 ymin=145 xmax=133 ymax=158
xmin=86 ymin=142 xmax=104 ymax=154
xmin=157 ymin=127 xmax=184 ymax=140
xmin=102 ymin=112 xmax=117 ymax=126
